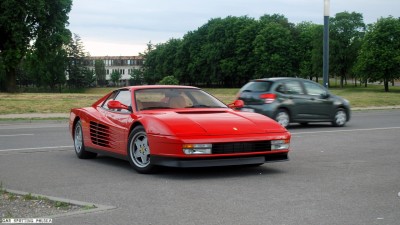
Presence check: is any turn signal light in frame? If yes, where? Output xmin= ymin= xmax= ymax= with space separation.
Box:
xmin=271 ymin=139 xmax=290 ymax=150
xmin=183 ymin=144 xmax=212 ymax=155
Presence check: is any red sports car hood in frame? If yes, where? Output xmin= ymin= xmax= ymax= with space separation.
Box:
xmin=142 ymin=109 xmax=286 ymax=136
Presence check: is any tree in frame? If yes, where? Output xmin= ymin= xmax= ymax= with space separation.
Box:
xmin=0 ymin=0 xmax=72 ymax=92
xmin=159 ymin=76 xmax=179 ymax=85
xmin=82 ymin=68 xmax=95 ymax=87
xmin=66 ymin=34 xmax=87 ymax=88
xmin=110 ymin=70 xmax=122 ymax=86
xmin=130 ymin=68 xmax=144 ymax=85
xmin=253 ymin=15 xmax=297 ymax=78
xmin=354 ymin=16 xmax=400 ymax=92
xmin=330 ymin=11 xmax=365 ymax=87
xmin=94 ymin=59 xmax=106 ymax=86
xmin=296 ymin=22 xmax=322 ymax=80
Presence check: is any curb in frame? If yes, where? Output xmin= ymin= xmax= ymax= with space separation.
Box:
xmin=4 ymin=189 xmax=116 ymax=219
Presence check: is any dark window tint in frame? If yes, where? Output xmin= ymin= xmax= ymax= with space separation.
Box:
xmin=240 ymin=81 xmax=272 ymax=92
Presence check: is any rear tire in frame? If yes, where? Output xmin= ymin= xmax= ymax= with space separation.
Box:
xmin=275 ymin=109 xmax=290 ymax=128
xmin=332 ymin=108 xmax=347 ymax=127
xmin=74 ymin=120 xmax=97 ymax=159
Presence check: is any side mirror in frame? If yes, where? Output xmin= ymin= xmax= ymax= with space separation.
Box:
xmin=320 ymin=92 xmax=330 ymax=99
xmin=107 ymin=100 xmax=130 ymax=111
xmin=228 ymin=100 xmax=244 ymax=109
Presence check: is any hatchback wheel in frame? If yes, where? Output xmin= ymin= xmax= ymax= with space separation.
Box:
xmin=332 ymin=108 xmax=347 ymax=127
xmin=275 ymin=109 xmax=290 ymax=128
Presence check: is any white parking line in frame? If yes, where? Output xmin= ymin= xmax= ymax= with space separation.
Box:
xmin=291 ymin=127 xmax=400 ymax=136
xmin=0 ymin=145 xmax=73 ymax=152
xmin=0 ymin=134 xmax=34 ymax=137
xmin=0 ymin=124 xmax=67 ymax=130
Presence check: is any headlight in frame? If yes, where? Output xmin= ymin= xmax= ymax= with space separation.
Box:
xmin=183 ymin=144 xmax=212 ymax=155
xmin=271 ymin=139 xmax=290 ymax=150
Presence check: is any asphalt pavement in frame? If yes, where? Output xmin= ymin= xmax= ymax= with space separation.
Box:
xmin=1 ymin=109 xmax=400 ymax=225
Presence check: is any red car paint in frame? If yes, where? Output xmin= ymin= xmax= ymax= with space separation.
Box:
xmin=69 ymin=85 xmax=291 ymax=173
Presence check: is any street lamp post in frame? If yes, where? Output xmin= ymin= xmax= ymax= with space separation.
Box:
xmin=323 ymin=0 xmax=330 ymax=88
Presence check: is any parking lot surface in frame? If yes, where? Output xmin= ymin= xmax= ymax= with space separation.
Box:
xmin=1 ymin=110 xmax=400 ymax=225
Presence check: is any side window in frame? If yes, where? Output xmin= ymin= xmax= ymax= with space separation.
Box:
xmin=284 ymin=81 xmax=304 ymax=95
xmin=275 ymin=84 xmax=286 ymax=94
xmin=101 ymin=91 xmax=118 ymax=110
xmin=113 ymin=90 xmax=132 ymax=113
xmin=303 ymin=81 xmax=327 ymax=96
xmin=101 ymin=90 xmax=131 ymax=113
xmin=114 ymin=90 xmax=131 ymax=107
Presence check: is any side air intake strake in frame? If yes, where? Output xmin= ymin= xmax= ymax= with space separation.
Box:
xmin=90 ymin=121 xmax=111 ymax=147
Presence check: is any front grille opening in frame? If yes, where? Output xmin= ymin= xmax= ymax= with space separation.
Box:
xmin=212 ymin=141 xmax=271 ymax=154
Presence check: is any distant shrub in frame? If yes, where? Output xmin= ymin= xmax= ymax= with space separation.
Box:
xmin=159 ymin=76 xmax=179 ymax=85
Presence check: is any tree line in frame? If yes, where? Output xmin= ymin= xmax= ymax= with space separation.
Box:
xmin=1 ymin=0 xmax=399 ymax=92
xmin=139 ymin=13 xmax=400 ymax=91
xmin=0 ymin=0 xmax=101 ymax=92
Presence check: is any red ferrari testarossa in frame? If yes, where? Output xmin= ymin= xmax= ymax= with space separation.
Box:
xmin=69 ymin=85 xmax=291 ymax=173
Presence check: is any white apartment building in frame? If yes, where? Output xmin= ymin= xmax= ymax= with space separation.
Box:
xmin=84 ymin=56 xmax=144 ymax=86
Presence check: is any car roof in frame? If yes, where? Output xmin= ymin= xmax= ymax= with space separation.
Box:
xmin=252 ymin=77 xmax=307 ymax=82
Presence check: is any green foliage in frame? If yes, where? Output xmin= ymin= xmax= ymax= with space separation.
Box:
xmin=159 ymin=76 xmax=179 ymax=85
xmin=0 ymin=0 xmax=72 ymax=92
xmin=66 ymin=34 xmax=89 ymax=88
xmin=94 ymin=60 xmax=107 ymax=86
xmin=354 ymin=16 xmax=400 ymax=92
xmin=110 ymin=70 xmax=122 ymax=86
xmin=54 ymin=201 xmax=70 ymax=208
xmin=296 ymin=22 xmax=323 ymax=80
xmin=330 ymin=11 xmax=365 ymax=87
xmin=130 ymin=68 xmax=144 ymax=85
xmin=23 ymin=193 xmax=35 ymax=200
xmin=141 ymin=14 xmax=305 ymax=87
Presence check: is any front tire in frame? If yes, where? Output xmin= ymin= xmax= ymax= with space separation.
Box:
xmin=275 ymin=109 xmax=290 ymax=128
xmin=74 ymin=120 xmax=97 ymax=159
xmin=127 ymin=126 xmax=157 ymax=174
xmin=332 ymin=108 xmax=347 ymax=127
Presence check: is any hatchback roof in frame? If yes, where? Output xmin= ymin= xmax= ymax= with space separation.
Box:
xmin=253 ymin=77 xmax=304 ymax=82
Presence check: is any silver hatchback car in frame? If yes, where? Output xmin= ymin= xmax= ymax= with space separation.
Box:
xmin=236 ymin=77 xmax=351 ymax=127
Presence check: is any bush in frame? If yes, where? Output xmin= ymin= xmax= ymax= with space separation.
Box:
xmin=159 ymin=76 xmax=179 ymax=85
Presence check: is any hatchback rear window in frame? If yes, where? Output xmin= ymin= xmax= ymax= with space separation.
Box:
xmin=240 ymin=81 xmax=272 ymax=92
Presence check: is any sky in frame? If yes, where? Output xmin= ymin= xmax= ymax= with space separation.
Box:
xmin=68 ymin=0 xmax=400 ymax=56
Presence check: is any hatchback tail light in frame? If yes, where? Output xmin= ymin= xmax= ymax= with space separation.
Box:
xmin=259 ymin=93 xmax=276 ymax=104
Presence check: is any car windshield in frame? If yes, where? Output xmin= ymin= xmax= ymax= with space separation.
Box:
xmin=134 ymin=88 xmax=227 ymax=110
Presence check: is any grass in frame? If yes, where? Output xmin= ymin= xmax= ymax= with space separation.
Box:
xmin=0 ymin=84 xmax=399 ymax=114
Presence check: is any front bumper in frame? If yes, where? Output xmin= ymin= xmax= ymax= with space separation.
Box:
xmin=151 ymin=153 xmax=289 ymax=168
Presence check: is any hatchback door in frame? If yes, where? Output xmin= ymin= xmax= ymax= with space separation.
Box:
xmin=277 ymin=80 xmax=310 ymax=120
xmin=302 ymin=80 xmax=334 ymax=120
xmin=238 ymin=81 xmax=273 ymax=106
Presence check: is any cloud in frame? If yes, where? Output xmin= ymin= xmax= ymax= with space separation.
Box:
xmin=68 ymin=0 xmax=400 ymax=56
